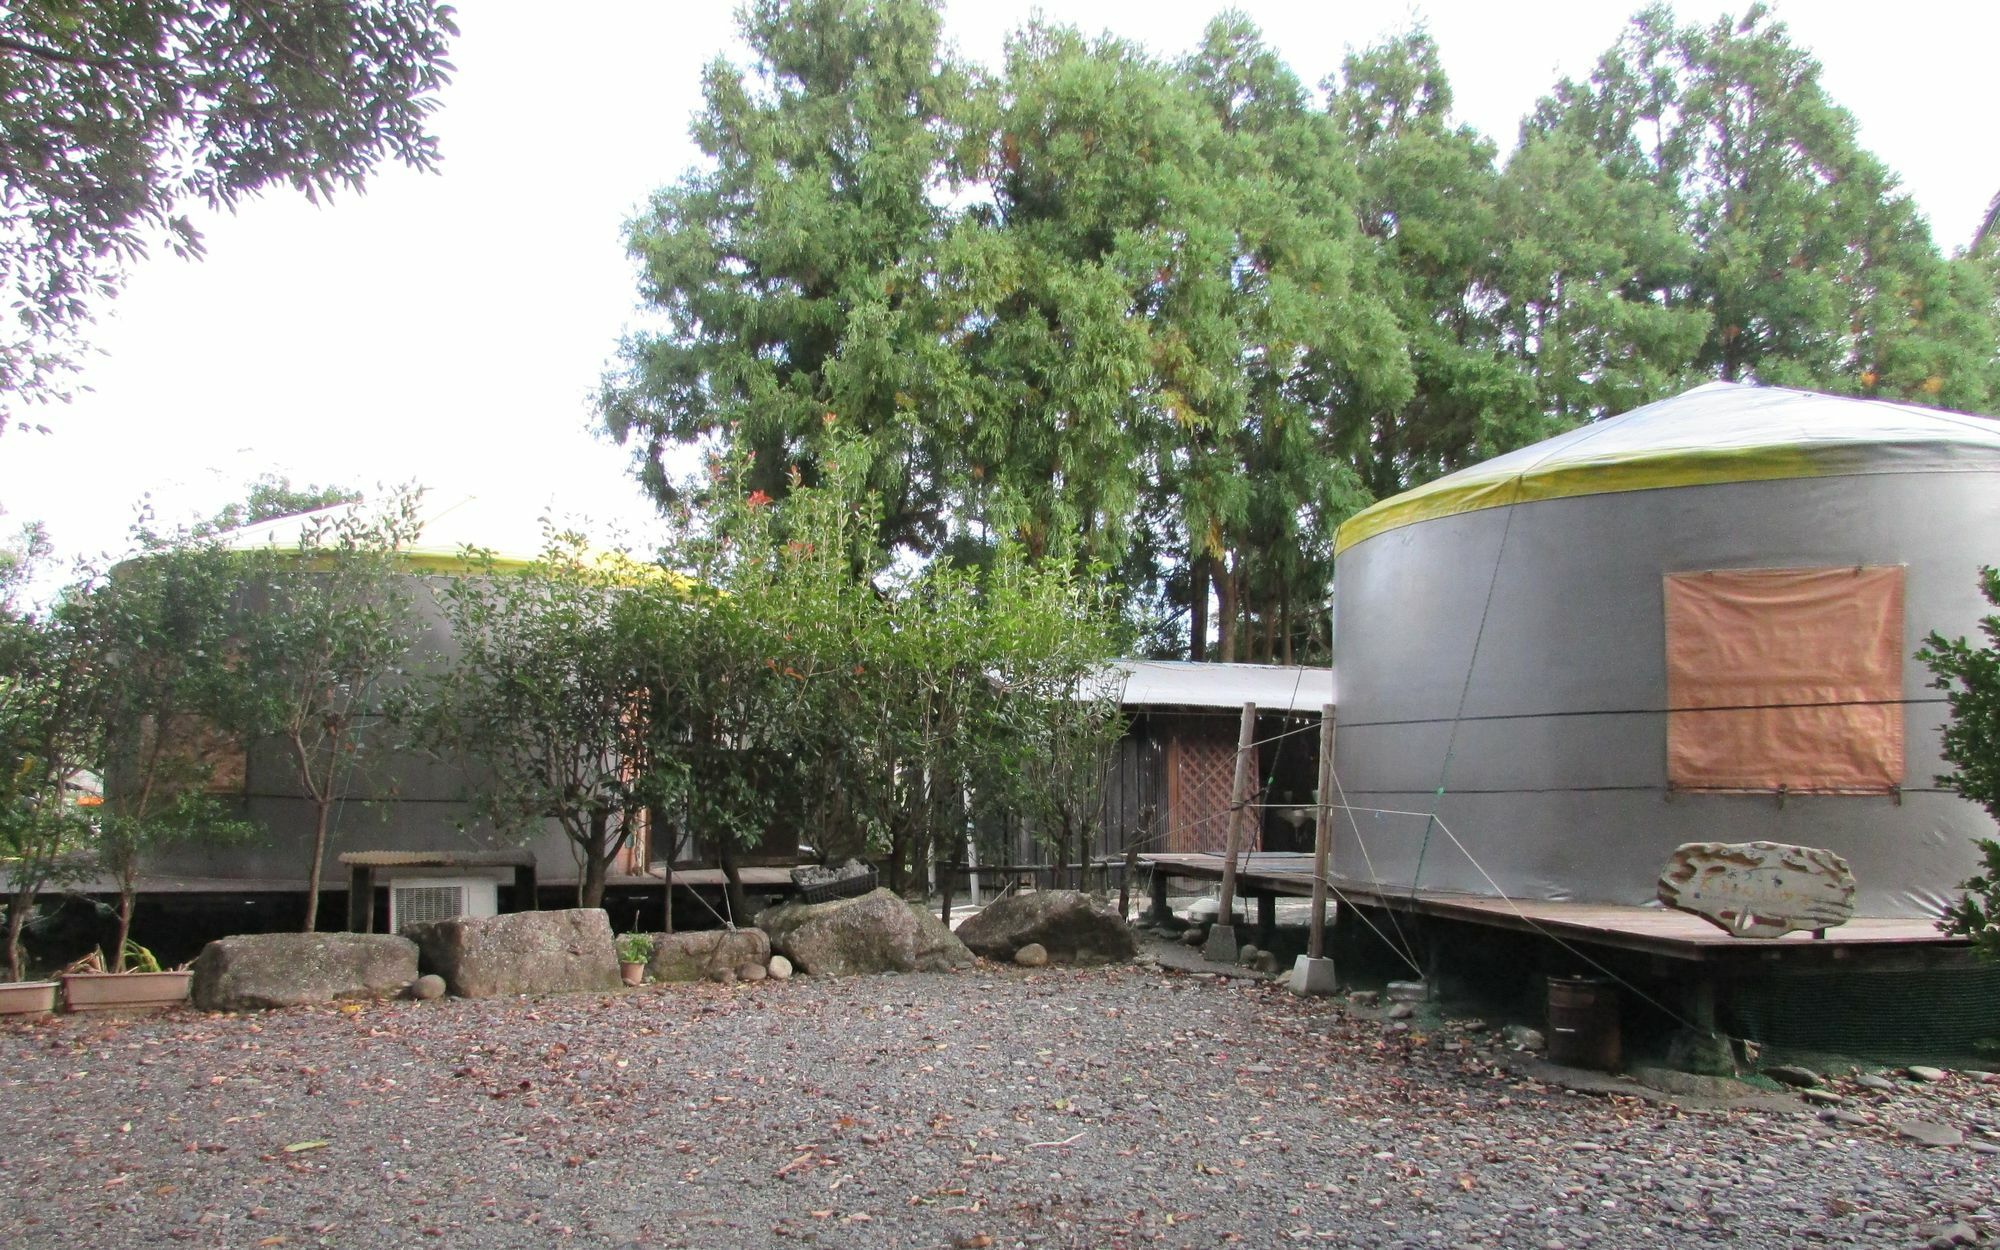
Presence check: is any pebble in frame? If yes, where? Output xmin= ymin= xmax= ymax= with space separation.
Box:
xmin=1906 ymin=1066 xmax=1948 ymax=1083
xmin=408 ymin=974 xmax=447 ymax=1000
xmin=1763 ymin=1065 xmax=1823 ymax=1088
xmin=1800 ymin=1089 xmax=1844 ymax=1106
xmin=1893 ymin=1120 xmax=1965 ymax=1148
xmin=1852 ymin=1073 xmax=1896 ymax=1093
xmin=767 ymin=955 xmax=793 ymax=980
xmin=1014 ymin=943 xmax=1049 ymax=968
xmin=737 ymin=961 xmax=768 ymax=982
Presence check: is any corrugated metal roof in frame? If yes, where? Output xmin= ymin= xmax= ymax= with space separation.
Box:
xmin=1113 ymin=660 xmax=1333 ymax=713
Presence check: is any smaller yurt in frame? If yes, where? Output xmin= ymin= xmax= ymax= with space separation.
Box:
xmin=135 ymin=492 xmax=669 ymax=928
xmin=1330 ymin=382 xmax=2000 ymax=920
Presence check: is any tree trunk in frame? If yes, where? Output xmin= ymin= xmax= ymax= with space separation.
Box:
xmin=113 ymin=882 xmax=136 ymax=974
xmin=303 ymin=800 xmax=333 ymax=932
xmin=579 ymin=808 xmax=610 ymax=910
xmin=4 ymin=888 xmax=29 ymax=982
xmin=716 ymin=840 xmax=752 ymax=927
xmin=1189 ymin=552 xmax=1210 ymax=661
xmin=1216 ymin=558 xmax=1240 ymax=662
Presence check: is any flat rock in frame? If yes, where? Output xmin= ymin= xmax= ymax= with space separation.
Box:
xmin=1656 ymin=840 xmax=1856 ymax=938
xmin=1762 ymin=1064 xmax=1823 ymax=1088
xmin=1905 ymin=1065 xmax=1948 ymax=1083
xmin=403 ymin=908 xmax=619 ymax=999
xmin=1893 ymin=1119 xmax=1965 ymax=1148
xmin=954 ymin=890 xmax=1136 ymax=964
xmin=647 ymin=929 xmax=771 ymax=983
xmin=1800 ymin=1088 xmax=1845 ymax=1106
xmin=756 ymin=888 xmax=972 ymax=977
xmin=191 ymin=932 xmax=418 ymax=1011
xmin=1853 ymin=1073 xmax=1896 ymax=1093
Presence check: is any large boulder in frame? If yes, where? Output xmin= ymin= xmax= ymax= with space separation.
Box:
xmin=756 ymin=888 xmax=971 ymax=977
xmin=403 ymin=908 xmax=620 ymax=998
xmin=191 ymin=932 xmax=418 ymax=1011
xmin=647 ymin=928 xmax=771 ymax=983
xmin=955 ymin=890 xmax=1136 ymax=964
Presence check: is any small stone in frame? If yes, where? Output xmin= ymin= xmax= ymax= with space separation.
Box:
xmin=1970 ymin=1142 xmax=2000 ymax=1156
xmin=710 ymin=966 xmax=736 ymax=985
xmin=736 ymin=962 xmax=767 ymax=982
xmin=408 ymin=974 xmax=446 ymax=1001
xmin=1236 ymin=944 xmax=1260 ymax=966
xmin=1347 ymin=990 xmax=1381 ymax=1007
xmin=1852 ymin=1073 xmax=1895 ymax=1093
xmin=1460 ymin=1019 xmax=1489 ymax=1033
xmin=1819 ymin=1109 xmax=1870 ymax=1128
xmin=1503 ymin=1025 xmax=1546 ymax=1051
xmin=1762 ymin=1064 xmax=1823 ymax=1088
xmin=767 ymin=955 xmax=793 ymax=980
xmin=1893 ymin=1119 xmax=1964 ymax=1148
xmin=1800 ymin=1089 xmax=1844 ymax=1106
xmin=1180 ymin=929 xmax=1206 ymax=947
xmin=1386 ymin=1003 xmax=1415 ymax=1020
xmin=1252 ymin=950 xmax=1280 ymax=974
xmin=1014 ymin=943 xmax=1049 ymax=968
xmin=1905 ymin=1065 xmax=1948 ymax=1083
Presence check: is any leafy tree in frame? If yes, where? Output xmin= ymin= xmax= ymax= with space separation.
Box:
xmin=202 ymin=475 xmax=362 ymax=535
xmin=0 ymin=1 xmax=458 ymax=428
xmin=1529 ymin=4 xmax=2000 ymax=410
xmin=421 ymin=530 xmax=670 ymax=910
xmin=240 ymin=491 xmax=422 ymax=930
xmin=602 ymin=0 xmax=972 ymax=553
xmin=1917 ymin=567 xmax=2000 ymax=960
xmin=86 ymin=521 xmax=258 ymax=968
xmin=0 ymin=556 xmax=97 ymax=979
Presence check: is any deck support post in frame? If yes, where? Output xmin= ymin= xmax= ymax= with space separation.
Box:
xmin=1145 ymin=866 xmax=1173 ymax=926
xmin=1256 ymin=892 xmax=1277 ymax=950
xmin=347 ymin=864 xmax=374 ymax=933
xmin=1292 ymin=704 xmax=1339 ymax=996
xmin=1204 ymin=702 xmax=1258 ymax=965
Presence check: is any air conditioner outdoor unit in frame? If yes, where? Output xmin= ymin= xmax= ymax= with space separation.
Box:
xmin=390 ymin=877 xmax=499 ymax=930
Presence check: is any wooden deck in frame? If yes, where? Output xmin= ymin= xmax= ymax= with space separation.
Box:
xmin=1140 ymin=851 xmax=1966 ymax=963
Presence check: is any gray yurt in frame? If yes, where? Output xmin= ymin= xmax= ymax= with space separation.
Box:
xmin=1330 ymin=382 xmax=2000 ymax=919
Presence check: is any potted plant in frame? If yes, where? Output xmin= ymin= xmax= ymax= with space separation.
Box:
xmin=616 ymin=932 xmax=652 ymax=987
xmin=60 ymin=940 xmax=191 ymax=1013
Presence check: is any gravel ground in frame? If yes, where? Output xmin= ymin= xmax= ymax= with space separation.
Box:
xmin=2 ymin=947 xmax=1996 ymax=1250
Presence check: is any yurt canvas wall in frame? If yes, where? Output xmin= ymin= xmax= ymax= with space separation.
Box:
xmin=1330 ymin=383 xmax=2000 ymax=918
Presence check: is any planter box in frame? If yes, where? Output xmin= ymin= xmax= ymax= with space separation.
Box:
xmin=0 ymin=980 xmax=59 ymax=1017
xmin=61 ymin=970 xmax=191 ymax=1014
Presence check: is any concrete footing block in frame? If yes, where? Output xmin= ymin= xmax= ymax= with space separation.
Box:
xmin=1202 ymin=923 xmax=1240 ymax=965
xmin=1289 ymin=955 xmax=1338 ymax=997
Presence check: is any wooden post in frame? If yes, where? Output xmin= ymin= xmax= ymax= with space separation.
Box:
xmin=1204 ymin=702 xmax=1257 ymax=964
xmin=1216 ymin=701 xmax=1256 ymax=921
xmin=940 ymin=862 xmax=954 ymax=926
xmin=347 ymin=864 xmax=373 ymax=933
xmin=1309 ymin=704 xmax=1334 ymax=961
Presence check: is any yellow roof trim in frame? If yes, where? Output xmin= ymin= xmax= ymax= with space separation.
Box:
xmin=1334 ymin=443 xmax=1827 ymax=555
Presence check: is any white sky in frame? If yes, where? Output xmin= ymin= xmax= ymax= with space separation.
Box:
xmin=1 ymin=0 xmax=1992 ymax=575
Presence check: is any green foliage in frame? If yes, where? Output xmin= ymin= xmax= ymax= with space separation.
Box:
xmin=239 ymin=490 xmax=424 ymax=930
xmin=85 ymin=517 xmax=261 ymax=967
xmin=0 ymin=2 xmax=458 ymax=428
xmin=1531 ymin=3 xmax=2000 ymax=409
xmin=201 ymin=476 xmax=363 ymax=536
xmin=605 ymin=3 xmax=1999 ymax=662
xmin=1918 ymin=567 xmax=2000 ymax=959
xmin=419 ymin=526 xmax=670 ymax=909
xmin=615 ymin=932 xmax=652 ymax=965
xmin=0 ymin=543 xmax=98 ymax=979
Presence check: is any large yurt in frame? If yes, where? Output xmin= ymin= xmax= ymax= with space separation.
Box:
xmin=1329 ymin=382 xmax=2000 ymax=919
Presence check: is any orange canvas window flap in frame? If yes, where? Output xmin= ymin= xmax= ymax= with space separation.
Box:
xmin=1664 ymin=566 xmax=1904 ymax=792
